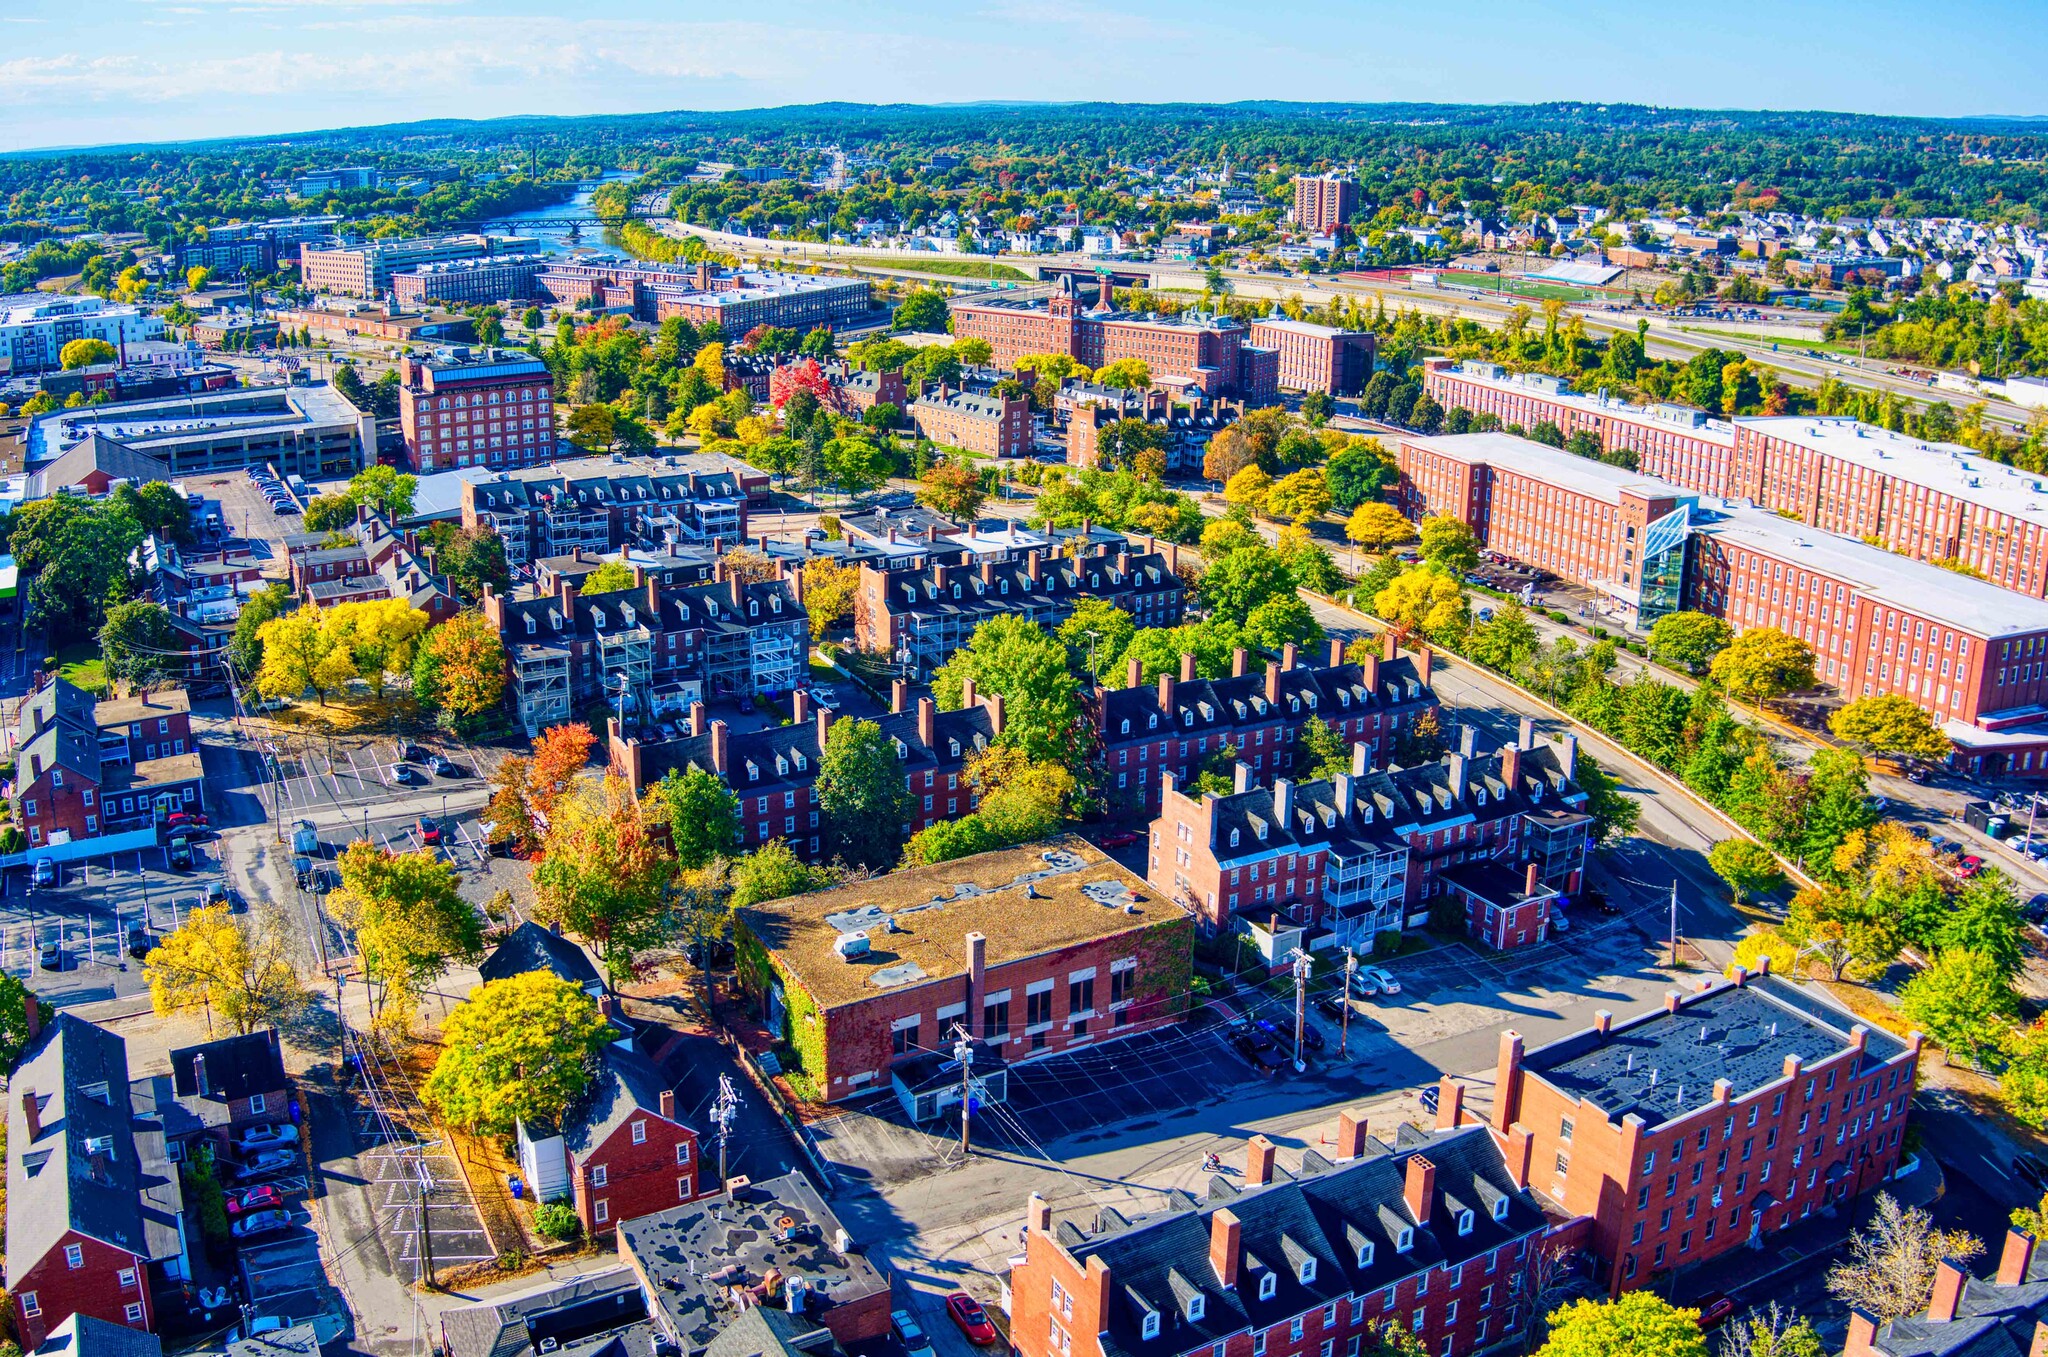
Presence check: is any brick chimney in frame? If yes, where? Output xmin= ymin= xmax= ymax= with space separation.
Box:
xmin=2002 ymin=1230 xmax=2038 ymax=1286
xmin=710 ymin=720 xmax=730 ymax=775
xmin=24 ymin=994 xmax=38 ymax=1041
xmin=1929 ymin=1259 xmax=1968 ymax=1323
xmin=21 ymin=1089 xmax=40 ymax=1140
xmin=1246 ymin=1134 xmax=1275 ymax=1186
xmin=1327 ymin=637 xmax=1345 ymax=668
xmin=889 ymin=678 xmax=908 ymax=713
xmin=1234 ymin=761 xmax=1255 ymax=794
xmin=1179 ymin=652 xmax=1196 ymax=683
xmin=1494 ymin=1031 xmax=1524 ymax=1132
xmin=1281 ymin=642 xmax=1298 ymax=671
xmin=966 ymin=932 xmax=986 ymax=1038
xmin=1435 ymin=1078 xmax=1463 ymax=1130
xmin=1264 ymin=661 xmax=1280 ymax=704
xmin=1027 ymin=1192 xmax=1052 ymax=1235
xmin=1417 ymin=646 xmax=1434 ymax=683
xmin=558 ymin=577 xmax=579 ymax=614
xmin=1334 ymin=1108 xmax=1369 ymax=1159
xmin=918 ymin=697 xmax=936 ymax=751
xmin=660 ymin=1088 xmax=676 ymax=1121
xmin=961 ymin=678 xmax=977 ymax=709
xmin=1210 ymin=1209 xmax=1241 ymax=1288
xmin=1360 ymin=649 xmax=1380 ymax=693
xmin=817 ymin=706 xmax=835 ymax=751
xmin=1158 ymin=669 xmax=1176 ymax=716
xmin=1381 ymin=631 xmax=1397 ymax=662
xmin=793 ymin=690 xmax=811 ymax=725
xmin=1843 ymin=1313 xmax=1879 ymax=1357
xmin=646 ymin=577 xmax=661 ymax=615
xmin=1525 ymin=862 xmax=1541 ymax=898
xmin=2031 ymin=1322 xmax=2048 ymax=1357
xmin=1501 ymin=742 xmax=1522 ymax=793
xmin=1403 ymin=1155 xmax=1436 ymax=1226
xmin=1127 ymin=655 xmax=1143 ymax=690
xmin=986 ymin=694 xmax=1005 ymax=736
xmin=1593 ymin=1009 xmax=1613 ymax=1036
xmin=1232 ymin=647 xmax=1248 ymax=678
xmin=1505 ymin=1124 xmax=1534 ymax=1189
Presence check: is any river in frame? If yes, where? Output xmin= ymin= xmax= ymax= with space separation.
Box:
xmin=488 ymin=171 xmax=638 ymax=255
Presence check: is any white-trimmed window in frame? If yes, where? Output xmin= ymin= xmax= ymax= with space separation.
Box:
xmin=64 ymin=1244 xmax=83 ymax=1269
xmin=1259 ymin=1271 xmax=1277 ymax=1300
xmin=594 ymin=1199 xmax=609 ymax=1224
xmin=632 ymin=1120 xmax=647 ymax=1145
xmin=676 ymin=1142 xmax=692 ymax=1165
xmin=124 ymin=1304 xmax=144 ymax=1324
xmin=591 ymin=1165 xmax=609 ymax=1188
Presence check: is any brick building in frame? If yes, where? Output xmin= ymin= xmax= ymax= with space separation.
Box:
xmin=163 ymin=1030 xmax=290 ymax=1156
xmin=1093 ymin=637 xmax=1438 ymax=819
xmin=397 ymin=349 xmax=556 ymax=473
xmin=456 ymin=458 xmax=757 ymax=571
xmin=1009 ymin=1111 xmax=1563 ymax=1357
xmin=734 ymin=837 xmax=1193 ymax=1105
xmin=611 ymin=682 xmax=1011 ymax=858
xmin=952 ymin=276 xmax=1278 ymax=402
xmin=483 ymin=563 xmax=806 ymax=737
xmin=536 ymin=260 xmax=871 ymax=330
xmin=7 ymin=1012 xmax=187 ymax=1348
xmin=298 ymin=234 xmax=536 ymax=298
xmin=1494 ymin=961 xmax=1920 ymax=1296
xmin=390 ymin=255 xmax=550 ymax=308
xmin=1421 ymin=360 xmax=1738 ymax=491
xmin=910 ymin=388 xmax=1033 ymax=458
xmin=1147 ymin=716 xmax=1586 ymax=953
xmin=1846 ymin=1229 xmax=2048 ymax=1357
xmin=10 ymin=681 xmax=204 ymax=850
xmin=517 ymin=1042 xmax=702 ymax=1235
xmin=281 ymin=510 xmax=461 ymax=623
xmin=1067 ymin=396 xmax=1245 ymax=474
xmin=855 ymin=542 xmax=1185 ymax=678
xmin=1248 ymin=319 xmax=1375 ymax=396
xmin=1292 ymin=174 xmax=1360 ymax=232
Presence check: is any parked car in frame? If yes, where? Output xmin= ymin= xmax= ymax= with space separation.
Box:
xmin=2015 ymin=1152 xmax=2048 ymax=1190
xmin=38 ymin=940 xmax=62 ymax=970
xmin=2027 ymin=894 xmax=2048 ymax=924
xmin=401 ymin=743 xmax=431 ymax=763
xmin=232 ymin=1148 xmax=300 ymax=1180
xmin=203 ymin=880 xmax=230 ymax=907
xmin=169 ymin=841 xmax=195 ymax=871
xmin=1313 ymin=992 xmax=1350 ymax=1022
xmin=236 ymin=1124 xmax=296 ymax=1152
xmin=1693 ymin=1294 xmax=1737 ymax=1329
xmin=391 ymin=764 xmax=423 ymax=785
xmin=231 ymin=1208 xmax=293 ymax=1239
xmin=945 ymin=1293 xmax=998 ymax=1346
xmin=1419 ymin=1085 xmax=1440 ymax=1115
xmin=1360 ymin=966 xmax=1401 ymax=995
xmin=416 ymin=817 xmax=443 ymax=846
xmin=891 ymin=1311 xmax=937 ymax=1357
xmin=1549 ymin=913 xmax=1571 ymax=936
xmin=31 ymin=857 xmax=55 ymax=888
xmin=1348 ymin=972 xmax=1381 ymax=998
xmin=226 ymin=1184 xmax=285 ymax=1216
xmin=430 ymin=754 xmax=459 ymax=777
xmin=1957 ymin=855 xmax=1985 ymax=879
xmin=1097 ymin=829 xmax=1142 ymax=848
xmin=1232 ymin=1026 xmax=1285 ymax=1073
xmin=127 ymin=925 xmax=156 ymax=958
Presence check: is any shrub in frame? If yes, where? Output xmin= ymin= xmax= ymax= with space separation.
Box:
xmin=534 ymin=1200 xmax=581 ymax=1241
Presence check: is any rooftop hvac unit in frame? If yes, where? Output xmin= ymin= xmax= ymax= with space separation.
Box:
xmin=834 ymin=932 xmax=871 ymax=961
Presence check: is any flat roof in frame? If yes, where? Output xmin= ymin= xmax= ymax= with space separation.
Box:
xmin=1250 ymin=317 xmax=1361 ymax=339
xmin=1401 ymin=431 xmax=1689 ymax=507
xmin=738 ymin=835 xmax=1181 ymax=1010
xmin=1523 ymin=973 xmax=1908 ymax=1127
xmin=1696 ymin=498 xmax=2048 ymax=639
xmin=1435 ymin=363 xmax=1734 ymax=444
xmin=1739 ymin=416 xmax=2048 ymax=529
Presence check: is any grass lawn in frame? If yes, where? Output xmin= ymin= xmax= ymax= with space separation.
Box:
xmin=1435 ymin=271 xmax=1604 ymax=303
xmin=53 ymin=642 xmax=107 ymax=696
xmin=1676 ymin=324 xmax=1853 ymax=355
xmin=837 ymin=255 xmax=1031 ymax=282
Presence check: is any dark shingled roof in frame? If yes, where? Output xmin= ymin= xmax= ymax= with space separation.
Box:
xmin=170 ymin=1028 xmax=287 ymax=1104
xmin=31 ymin=1313 xmax=164 ymax=1357
xmin=1523 ymin=973 xmax=1911 ymax=1127
xmin=1052 ymin=1124 xmax=1546 ymax=1357
xmin=1866 ymin=1244 xmax=2048 ymax=1355
xmin=702 ymin=1307 xmax=843 ymax=1357
xmin=479 ymin=921 xmax=605 ymax=991
xmin=438 ymin=1266 xmax=645 ymax=1357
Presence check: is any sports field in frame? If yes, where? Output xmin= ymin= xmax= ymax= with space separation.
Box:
xmin=1433 ymin=270 xmax=1607 ymax=302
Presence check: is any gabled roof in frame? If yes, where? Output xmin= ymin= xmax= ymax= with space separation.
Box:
xmin=170 ymin=1029 xmax=287 ymax=1104
xmin=1061 ymin=1125 xmax=1546 ymax=1357
xmin=26 ymin=434 xmax=172 ymax=499
xmin=31 ymin=1313 xmax=164 ymax=1357
xmin=560 ymin=1042 xmax=689 ymax=1156
xmin=439 ymin=1266 xmax=645 ymax=1357
xmin=6 ymin=1014 xmax=185 ymax=1288
xmin=478 ymin=921 xmax=604 ymax=990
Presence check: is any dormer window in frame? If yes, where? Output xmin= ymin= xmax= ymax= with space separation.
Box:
xmin=1305 ymin=693 xmax=1317 ymax=709
xmin=771 ymin=596 xmax=782 ymax=613
xmin=1457 ymin=1210 xmax=1474 ymax=1237
xmin=794 ymin=752 xmax=807 ymax=771
xmin=1147 ymin=714 xmax=1157 ymax=729
xmin=1184 ymin=1295 xmax=1204 ymax=1324
xmin=523 ymin=615 xmax=536 ymax=636
xmin=1355 ymin=1240 xmax=1374 ymax=1267
xmin=1000 ymin=579 xmax=1009 ymax=594
xmin=749 ymin=601 xmax=759 ymax=617
xmin=1141 ymin=1313 xmax=1160 ymax=1341
xmin=1288 ymin=698 xmax=1299 ymax=713
xmin=1395 ymin=1228 xmax=1414 ymax=1254
xmin=1121 ymin=719 xmax=1130 ymax=735
xmin=591 ymin=608 xmax=606 ymax=628
xmin=1229 ymin=829 xmax=1239 ymax=848
xmin=948 ymin=738 xmax=960 ymax=758
xmin=1475 ymin=789 xmax=1486 ymax=805
xmin=1296 ymin=1258 xmax=1316 ymax=1285
xmin=1491 ymin=1197 xmax=1510 ymax=1223
xmin=1258 ymin=1272 xmax=1277 ymax=1301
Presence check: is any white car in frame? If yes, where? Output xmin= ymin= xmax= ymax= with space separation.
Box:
xmin=236 ymin=1123 xmax=296 ymax=1152
xmin=891 ymin=1311 xmax=936 ymax=1357
xmin=1361 ymin=966 xmax=1401 ymax=996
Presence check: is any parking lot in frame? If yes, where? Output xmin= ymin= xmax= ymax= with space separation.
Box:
xmin=192 ymin=469 xmax=306 ymax=543
xmin=254 ymin=725 xmax=493 ymax=821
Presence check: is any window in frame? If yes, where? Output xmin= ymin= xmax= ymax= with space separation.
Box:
xmin=677 ymin=1142 xmax=692 ymax=1165
xmin=591 ymin=1165 xmax=609 ymax=1188
xmin=1396 ymin=1227 xmax=1415 ymax=1254
xmin=1185 ymin=1295 xmax=1204 ymax=1323
xmin=1491 ymin=1196 xmax=1510 ymax=1222
xmin=632 ymin=1119 xmax=647 ymax=1145
xmin=1299 ymin=1257 xmax=1317 ymax=1284
xmin=893 ymin=1017 xmax=920 ymax=1055
xmin=1259 ymin=1272 xmax=1278 ymax=1300
xmin=118 ymin=1268 xmax=137 ymax=1288
xmin=65 ymin=1244 xmax=84 ymax=1269
xmin=1142 ymin=1314 xmax=1161 ymax=1341
xmin=1253 ymin=1336 xmax=1266 ymax=1357
xmin=124 ymin=1303 xmax=145 ymax=1324
xmin=1356 ymin=1239 xmax=1375 ymax=1267
xmin=1070 ymin=976 xmax=1094 ymax=1016
xmin=985 ymin=998 xmax=1011 ymax=1039
xmin=19 ymin=1295 xmax=38 ymax=1320
xmin=250 ymin=1093 xmax=266 ymax=1115
xmin=1289 ymin=1317 xmax=1304 ymax=1342
xmin=1027 ymin=988 xmax=1053 ymax=1027
xmin=594 ymin=1199 xmax=609 ymax=1224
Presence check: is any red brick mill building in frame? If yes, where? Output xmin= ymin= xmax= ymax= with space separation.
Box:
xmin=734 ymin=837 xmax=1193 ymax=1112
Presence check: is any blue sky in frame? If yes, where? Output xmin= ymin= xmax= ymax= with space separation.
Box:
xmin=2 ymin=0 xmax=2043 ymax=153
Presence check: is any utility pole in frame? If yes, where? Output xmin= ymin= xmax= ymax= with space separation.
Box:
xmin=712 ymin=1075 xmax=741 ymax=1196
xmin=1288 ymin=948 xmax=1312 ymax=1073
xmin=417 ymin=1154 xmax=436 ymax=1290
xmin=952 ymin=1024 xmax=975 ymax=1155
xmin=1668 ymin=880 xmax=1680 ymax=969
xmin=1339 ymin=949 xmax=1358 ymax=1057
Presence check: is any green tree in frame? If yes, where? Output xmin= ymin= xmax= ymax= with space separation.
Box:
xmin=1577 ymin=752 xmax=1640 ymax=844
xmin=1244 ymin=595 xmax=1323 ymax=650
xmin=112 ymin=480 xmax=195 ymax=545
xmin=1201 ymin=517 xmax=1262 ymax=560
xmin=893 ymin=289 xmax=950 ymax=333
xmin=1416 ymin=515 xmax=1480 ymax=573
xmin=1095 ymin=418 xmax=1170 ymax=473
xmin=1719 ymin=1305 xmax=1825 ymax=1357
xmin=143 ymin=905 xmax=307 ymax=1035
xmin=1829 ymin=695 xmax=1955 ymax=763
xmin=0 ymin=970 xmax=37 ymax=1071
xmin=410 ymin=610 xmax=508 ymax=731
xmin=655 ymin=766 xmax=742 ymax=870
xmin=1801 ymin=747 xmax=1878 ymax=865
xmin=10 ymin=496 xmax=144 ymax=642
xmin=328 ymin=841 xmax=485 ymax=1024
xmin=1709 ymin=627 xmax=1817 ymax=702
xmin=1900 ymin=948 xmax=2020 ymax=1066
xmin=422 ymin=973 xmax=613 ymax=1135
xmin=1057 ymin=599 xmax=1136 ymax=683
xmin=1647 ymin=611 xmax=1733 ymax=675
xmin=1295 ymin=716 xmax=1351 ymax=780
xmin=567 ymin=402 xmax=618 ymax=453
xmin=60 ymin=337 xmax=118 ymax=369
xmin=228 ymin=582 xmax=292 ymax=679
xmin=1094 ymin=357 xmax=1152 ymax=390
xmin=918 ymin=459 xmax=988 ymax=519
xmin=347 ymin=464 xmax=417 ymax=519
xmin=1465 ymin=602 xmax=1539 ymax=672
xmin=1535 ymin=1292 xmax=1706 ymax=1357
xmin=934 ymin=615 xmax=1087 ymax=764
xmin=580 ymin=559 xmax=637 ymax=595
xmin=1325 ymin=442 xmax=1397 ymax=510
xmin=1264 ymin=469 xmax=1333 ymax=524
xmin=731 ymin=838 xmax=831 ymax=910
xmin=817 ymin=719 xmax=914 ymax=869
xmin=1937 ymin=871 xmax=2027 ymax=980
xmin=1709 ymin=839 xmax=1785 ymax=905
xmin=2002 ymin=1023 xmax=2048 ymax=1131
xmin=302 ymin=494 xmax=355 ymax=532
xmin=1200 ymin=544 xmax=1294 ymax=619
xmin=98 ymin=599 xmax=178 ymax=686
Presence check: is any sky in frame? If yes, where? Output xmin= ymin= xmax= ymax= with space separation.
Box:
xmin=2 ymin=0 xmax=2045 ymax=153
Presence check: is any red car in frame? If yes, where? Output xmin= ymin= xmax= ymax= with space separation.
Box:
xmin=1097 ymin=830 xmax=1142 ymax=849
xmin=226 ymin=1184 xmax=284 ymax=1217
xmin=417 ymin=817 xmax=443 ymax=846
xmin=1692 ymin=1294 xmax=1736 ymax=1329
xmin=1957 ymin=855 xmax=1985 ymax=879
xmin=166 ymin=811 xmax=208 ymax=827
xmin=945 ymin=1293 xmax=998 ymax=1346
